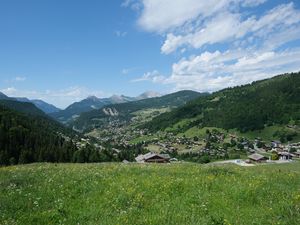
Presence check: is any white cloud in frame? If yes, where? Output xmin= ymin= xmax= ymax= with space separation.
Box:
xmin=137 ymin=0 xmax=229 ymax=33
xmin=125 ymin=1 xmax=300 ymax=94
xmin=14 ymin=76 xmax=26 ymax=82
xmin=121 ymin=0 xmax=142 ymax=12
xmin=0 ymin=86 xmax=107 ymax=109
xmin=131 ymin=70 xmax=166 ymax=83
xmin=161 ymin=3 xmax=300 ymax=54
xmin=166 ymin=48 xmax=300 ymax=92
xmin=121 ymin=67 xmax=139 ymax=75
xmin=241 ymin=0 xmax=267 ymax=7
xmin=115 ymin=30 xmax=127 ymax=37
xmin=133 ymin=0 xmax=268 ymax=33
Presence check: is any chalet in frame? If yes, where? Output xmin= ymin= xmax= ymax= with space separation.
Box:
xmin=278 ymin=152 xmax=294 ymax=160
xmin=247 ymin=153 xmax=267 ymax=163
xmin=271 ymin=140 xmax=282 ymax=148
xmin=135 ymin=152 xmax=170 ymax=163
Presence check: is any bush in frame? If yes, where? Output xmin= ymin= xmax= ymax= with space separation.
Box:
xmin=271 ymin=153 xmax=279 ymax=160
xmin=198 ymin=156 xmax=211 ymax=164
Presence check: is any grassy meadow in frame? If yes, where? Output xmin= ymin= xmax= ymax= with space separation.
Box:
xmin=1 ymin=162 xmax=300 ymax=225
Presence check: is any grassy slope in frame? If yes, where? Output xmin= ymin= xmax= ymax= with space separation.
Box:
xmin=1 ymin=163 xmax=300 ymax=225
xmin=144 ymin=72 xmax=300 ymax=133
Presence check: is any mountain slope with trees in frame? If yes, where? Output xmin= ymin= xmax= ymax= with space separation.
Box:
xmin=73 ymin=90 xmax=205 ymax=131
xmin=0 ymin=92 xmax=60 ymax=114
xmin=143 ymin=72 xmax=300 ymax=133
xmin=0 ymin=103 xmax=79 ymax=165
xmin=15 ymin=98 xmax=61 ymax=114
xmin=50 ymin=95 xmax=137 ymax=123
xmin=0 ymin=99 xmax=47 ymax=117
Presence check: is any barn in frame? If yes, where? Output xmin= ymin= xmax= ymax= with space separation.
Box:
xmin=135 ymin=152 xmax=170 ymax=163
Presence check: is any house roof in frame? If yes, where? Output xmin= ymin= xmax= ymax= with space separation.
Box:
xmin=135 ymin=154 xmax=144 ymax=162
xmin=248 ymin=153 xmax=266 ymax=161
xmin=159 ymin=154 xmax=171 ymax=159
xmin=278 ymin=152 xmax=295 ymax=157
xmin=135 ymin=152 xmax=170 ymax=162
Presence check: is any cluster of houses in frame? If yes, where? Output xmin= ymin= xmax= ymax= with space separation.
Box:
xmin=246 ymin=142 xmax=300 ymax=164
xmin=84 ymin=117 xmax=300 ymax=165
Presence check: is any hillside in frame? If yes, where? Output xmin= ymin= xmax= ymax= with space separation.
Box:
xmin=143 ymin=72 xmax=300 ymax=134
xmin=0 ymin=99 xmax=47 ymax=117
xmin=50 ymin=95 xmax=136 ymax=123
xmin=0 ymin=103 xmax=78 ymax=165
xmin=73 ymin=90 xmax=205 ymax=131
xmin=15 ymin=98 xmax=61 ymax=114
xmin=1 ymin=162 xmax=299 ymax=224
xmin=0 ymin=92 xmax=60 ymax=114
xmin=0 ymin=92 xmax=10 ymax=100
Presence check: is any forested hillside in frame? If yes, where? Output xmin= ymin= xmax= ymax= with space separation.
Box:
xmin=143 ymin=72 xmax=300 ymax=133
xmin=0 ymin=104 xmax=78 ymax=165
xmin=0 ymin=99 xmax=47 ymax=117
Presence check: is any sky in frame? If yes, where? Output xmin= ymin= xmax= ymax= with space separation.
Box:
xmin=0 ymin=0 xmax=300 ymax=108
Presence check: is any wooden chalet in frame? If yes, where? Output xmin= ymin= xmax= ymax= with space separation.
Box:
xmin=135 ymin=152 xmax=170 ymax=163
xmin=247 ymin=153 xmax=267 ymax=163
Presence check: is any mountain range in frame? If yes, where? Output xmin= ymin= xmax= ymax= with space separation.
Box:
xmin=0 ymin=92 xmax=60 ymax=114
xmin=0 ymin=71 xmax=299 ymax=166
xmin=0 ymin=90 xmax=161 ymax=122
xmin=49 ymin=91 xmax=161 ymax=123
xmin=72 ymin=90 xmax=205 ymax=131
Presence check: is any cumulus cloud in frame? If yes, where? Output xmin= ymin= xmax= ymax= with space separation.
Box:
xmin=121 ymin=0 xmax=142 ymax=12
xmin=166 ymin=48 xmax=300 ymax=92
xmin=161 ymin=3 xmax=300 ymax=54
xmin=132 ymin=0 xmax=268 ymax=33
xmin=126 ymin=1 xmax=300 ymax=93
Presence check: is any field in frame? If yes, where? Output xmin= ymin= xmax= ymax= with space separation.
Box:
xmin=1 ymin=162 xmax=300 ymax=225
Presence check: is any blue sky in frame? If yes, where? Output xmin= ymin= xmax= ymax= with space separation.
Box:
xmin=1 ymin=0 xmax=300 ymax=108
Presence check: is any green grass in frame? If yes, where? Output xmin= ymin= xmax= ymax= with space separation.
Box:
xmin=129 ymin=134 xmax=158 ymax=144
xmin=178 ymin=126 xmax=226 ymax=138
xmin=175 ymin=125 xmax=300 ymax=143
xmin=230 ymin=125 xmax=284 ymax=141
xmin=1 ymin=162 xmax=300 ymax=225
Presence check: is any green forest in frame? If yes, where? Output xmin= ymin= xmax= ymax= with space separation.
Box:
xmin=0 ymin=104 xmax=79 ymax=165
xmin=144 ymin=72 xmax=300 ymax=133
xmin=0 ymin=101 xmax=147 ymax=165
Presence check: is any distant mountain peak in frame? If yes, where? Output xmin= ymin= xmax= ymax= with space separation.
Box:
xmin=0 ymin=92 xmax=9 ymax=100
xmin=137 ymin=91 xmax=161 ymax=100
xmin=109 ymin=94 xmax=135 ymax=103
xmin=86 ymin=95 xmax=100 ymax=101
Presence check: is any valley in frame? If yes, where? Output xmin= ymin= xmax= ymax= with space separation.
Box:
xmin=1 ymin=1 xmax=300 ymax=224
xmin=1 ymin=72 xmax=300 ymax=165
